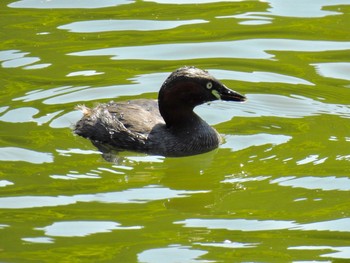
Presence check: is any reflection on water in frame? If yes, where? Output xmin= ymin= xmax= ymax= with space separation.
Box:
xmin=138 ymin=245 xmax=209 ymax=263
xmin=265 ymin=0 xmax=350 ymax=17
xmin=289 ymin=246 xmax=350 ymax=259
xmin=210 ymin=69 xmax=313 ymax=85
xmin=36 ymin=221 xmax=142 ymax=237
xmin=0 ymin=147 xmax=53 ymax=164
xmin=0 ymin=107 xmax=63 ymax=125
xmin=176 ymin=218 xmax=350 ymax=233
xmin=198 ymin=94 xmax=350 ymax=124
xmin=296 ymin=154 xmax=328 ymax=165
xmin=0 ymin=50 xmax=50 ymax=69
xmin=13 ymin=86 xmax=90 ymax=103
xmin=313 ymin=62 xmax=350 ymax=81
xmin=176 ymin=218 xmax=295 ymax=231
xmin=9 ymin=0 xmax=133 ymax=9
xmin=59 ymin=19 xmax=208 ymax=33
xmin=66 ymin=70 xmax=104 ymax=77
xmin=69 ymin=39 xmax=350 ymax=61
xmin=222 ymin=133 xmax=291 ymax=152
xmin=5 ymin=73 xmax=349 ymax=131
xmin=1 ymin=0 xmax=350 ymax=261
xmin=271 ymin=176 xmax=350 ymax=191
xmin=0 ymin=180 xmax=14 ymax=187
xmin=11 ymin=68 xmax=313 ymax=105
xmin=0 ymin=107 xmax=39 ymax=122
xmin=195 ymin=240 xmax=258 ymax=248
xmin=0 ymin=185 xmax=209 ymax=209
xmin=22 ymin=237 xmax=54 ymax=244
xmin=0 ymin=224 xmax=9 ymax=229
xmin=297 ymin=218 xmax=350 ymax=232
xmin=221 ymin=0 xmax=349 ymax=25
xmin=49 ymin=110 xmax=82 ymax=128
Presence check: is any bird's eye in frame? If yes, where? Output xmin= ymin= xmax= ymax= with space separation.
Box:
xmin=206 ymin=82 xmax=213 ymax=89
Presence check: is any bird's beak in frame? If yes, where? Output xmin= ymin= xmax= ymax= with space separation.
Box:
xmin=214 ymin=84 xmax=247 ymax=102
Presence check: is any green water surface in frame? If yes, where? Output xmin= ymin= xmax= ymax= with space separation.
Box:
xmin=1 ymin=0 xmax=350 ymax=262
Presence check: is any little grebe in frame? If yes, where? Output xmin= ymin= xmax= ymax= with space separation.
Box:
xmin=74 ymin=66 xmax=246 ymax=157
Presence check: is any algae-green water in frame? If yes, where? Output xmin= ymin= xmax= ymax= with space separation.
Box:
xmin=1 ymin=0 xmax=350 ymax=262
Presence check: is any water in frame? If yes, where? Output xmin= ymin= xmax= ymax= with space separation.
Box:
xmin=1 ymin=0 xmax=350 ymax=262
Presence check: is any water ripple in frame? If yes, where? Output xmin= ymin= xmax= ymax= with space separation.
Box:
xmin=8 ymin=92 xmax=350 ymax=129
xmin=9 ymin=0 xmax=133 ymax=9
xmin=0 ymin=185 xmax=209 ymax=209
xmin=0 ymin=180 xmax=14 ymax=187
xmin=176 ymin=218 xmax=295 ymax=231
xmin=22 ymin=237 xmax=54 ymax=244
xmin=69 ymin=39 xmax=350 ymax=61
xmin=312 ymin=62 xmax=350 ymax=81
xmin=36 ymin=221 xmax=142 ymax=237
xmin=222 ymin=133 xmax=292 ymax=152
xmin=144 ymin=0 xmax=241 ymax=3
xmin=219 ymin=0 xmax=349 ymax=25
xmin=265 ymin=0 xmax=349 ymax=17
xmin=13 ymin=68 xmax=312 ymax=106
xmin=195 ymin=240 xmax=258 ymax=248
xmin=59 ymin=19 xmax=208 ymax=33
xmin=0 ymin=49 xmax=50 ymax=69
xmin=197 ymin=94 xmax=350 ymax=125
xmin=176 ymin=217 xmax=350 ymax=233
xmin=0 ymin=107 xmax=64 ymax=125
xmin=289 ymin=246 xmax=350 ymax=259
xmin=271 ymin=176 xmax=350 ymax=191
xmin=138 ymin=245 xmax=209 ymax=263
xmin=0 ymin=147 xmax=53 ymax=164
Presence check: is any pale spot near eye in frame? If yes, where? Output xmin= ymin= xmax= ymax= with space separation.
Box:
xmin=211 ymin=90 xmax=221 ymax=99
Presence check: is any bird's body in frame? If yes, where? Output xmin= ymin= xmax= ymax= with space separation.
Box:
xmin=74 ymin=66 xmax=246 ymax=157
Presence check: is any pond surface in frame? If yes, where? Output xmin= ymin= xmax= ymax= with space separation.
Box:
xmin=1 ymin=0 xmax=350 ymax=262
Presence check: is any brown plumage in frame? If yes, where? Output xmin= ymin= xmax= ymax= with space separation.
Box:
xmin=74 ymin=66 xmax=246 ymax=157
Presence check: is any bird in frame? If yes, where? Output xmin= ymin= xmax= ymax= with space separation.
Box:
xmin=74 ymin=66 xmax=246 ymax=157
